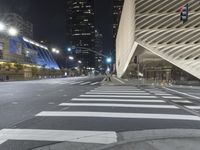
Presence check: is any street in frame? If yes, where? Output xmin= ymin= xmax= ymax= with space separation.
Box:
xmin=0 ymin=77 xmax=200 ymax=149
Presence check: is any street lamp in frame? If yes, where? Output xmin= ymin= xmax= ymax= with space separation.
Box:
xmin=0 ymin=22 xmax=5 ymax=31
xmin=8 ymin=27 xmax=18 ymax=36
xmin=67 ymin=47 xmax=72 ymax=52
xmin=106 ymin=57 xmax=112 ymax=64
xmin=52 ymin=48 xmax=56 ymax=52
xmin=55 ymin=50 xmax=60 ymax=54
xmin=69 ymin=56 xmax=74 ymax=60
xmin=52 ymin=48 xmax=60 ymax=54
xmin=78 ymin=60 xmax=82 ymax=64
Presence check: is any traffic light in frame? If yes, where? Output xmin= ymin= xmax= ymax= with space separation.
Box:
xmin=180 ymin=4 xmax=189 ymax=23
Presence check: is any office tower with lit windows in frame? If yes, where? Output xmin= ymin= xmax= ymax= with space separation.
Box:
xmin=94 ymin=30 xmax=104 ymax=71
xmin=113 ymin=0 xmax=124 ymax=49
xmin=66 ymin=0 xmax=95 ymax=68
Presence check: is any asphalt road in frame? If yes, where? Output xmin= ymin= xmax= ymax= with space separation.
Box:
xmin=0 ymin=76 xmax=103 ymax=129
xmin=0 ymin=77 xmax=200 ymax=150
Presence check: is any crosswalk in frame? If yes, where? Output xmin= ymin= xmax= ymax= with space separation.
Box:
xmin=1 ymin=86 xmax=200 ymax=147
xmin=19 ymin=80 xmax=101 ymax=86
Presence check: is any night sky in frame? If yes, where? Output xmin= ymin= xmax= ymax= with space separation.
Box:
xmin=0 ymin=0 xmax=113 ymax=52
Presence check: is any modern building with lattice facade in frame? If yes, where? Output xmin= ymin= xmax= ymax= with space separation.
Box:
xmin=116 ymin=0 xmax=200 ymax=81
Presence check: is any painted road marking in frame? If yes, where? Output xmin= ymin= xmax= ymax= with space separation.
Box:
xmin=90 ymin=82 xmax=100 ymax=85
xmin=90 ymin=90 xmax=145 ymax=93
xmin=162 ymin=96 xmax=182 ymax=99
xmin=155 ymin=94 xmax=172 ymax=96
xmin=164 ymin=87 xmax=200 ymax=100
xmin=69 ymin=81 xmax=84 ymax=85
xmin=48 ymin=102 xmax=55 ymax=105
xmin=95 ymin=87 xmax=138 ymax=89
xmin=93 ymin=89 xmax=141 ymax=91
xmin=59 ymin=103 xmax=178 ymax=109
xmin=12 ymin=102 xmax=18 ymax=105
xmin=85 ymin=92 xmax=150 ymax=95
xmin=0 ymin=129 xmax=117 ymax=145
xmin=172 ymin=100 xmax=192 ymax=104
xmin=80 ymin=82 xmax=91 ymax=85
xmin=36 ymin=111 xmax=200 ymax=121
xmin=95 ymin=86 xmax=138 ymax=89
xmin=71 ymin=98 xmax=166 ymax=103
xmin=59 ymin=82 xmax=69 ymax=85
xmin=185 ymin=106 xmax=200 ymax=109
xmin=80 ymin=95 xmax=157 ymax=98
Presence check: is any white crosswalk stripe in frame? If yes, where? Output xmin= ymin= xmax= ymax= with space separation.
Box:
xmin=162 ymin=96 xmax=182 ymax=99
xmin=90 ymin=90 xmax=146 ymax=93
xmin=80 ymin=95 xmax=157 ymax=98
xmin=36 ymin=111 xmax=200 ymax=121
xmin=172 ymin=100 xmax=192 ymax=104
xmin=71 ymin=98 xmax=166 ymax=103
xmin=59 ymin=103 xmax=178 ymax=109
xmin=185 ymin=106 xmax=200 ymax=109
xmin=69 ymin=81 xmax=84 ymax=85
xmin=90 ymin=82 xmax=100 ymax=85
xmin=155 ymin=94 xmax=172 ymax=96
xmin=80 ymin=82 xmax=91 ymax=85
xmin=85 ymin=92 xmax=150 ymax=95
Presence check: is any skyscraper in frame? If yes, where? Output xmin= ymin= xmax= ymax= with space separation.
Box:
xmin=95 ymin=30 xmax=104 ymax=70
xmin=66 ymin=0 xmax=95 ymax=68
xmin=113 ymin=0 xmax=124 ymax=49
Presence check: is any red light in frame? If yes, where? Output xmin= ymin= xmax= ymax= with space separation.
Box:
xmin=179 ymin=6 xmax=183 ymax=12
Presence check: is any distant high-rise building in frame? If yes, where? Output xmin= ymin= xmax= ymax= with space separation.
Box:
xmin=66 ymin=0 xmax=95 ymax=68
xmin=113 ymin=0 xmax=124 ymax=49
xmin=0 ymin=13 xmax=33 ymax=39
xmin=94 ymin=30 xmax=103 ymax=70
